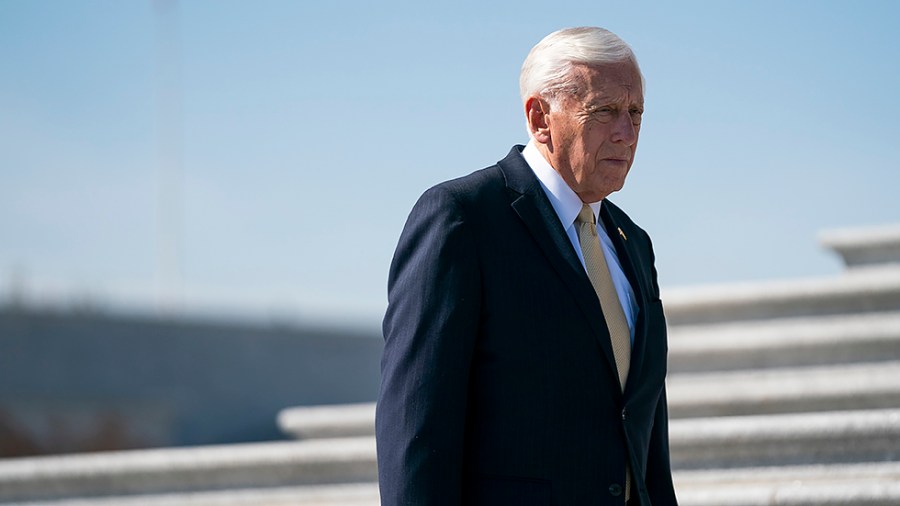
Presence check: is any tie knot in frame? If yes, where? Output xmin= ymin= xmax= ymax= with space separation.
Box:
xmin=577 ymin=204 xmax=595 ymax=225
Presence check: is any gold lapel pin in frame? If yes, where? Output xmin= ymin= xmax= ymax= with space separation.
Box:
xmin=618 ymin=227 xmax=627 ymax=241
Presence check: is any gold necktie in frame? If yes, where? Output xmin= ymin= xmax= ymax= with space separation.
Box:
xmin=576 ymin=204 xmax=631 ymax=390
xmin=577 ymin=204 xmax=633 ymax=501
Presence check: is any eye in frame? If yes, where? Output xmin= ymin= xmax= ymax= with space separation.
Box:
xmin=585 ymin=106 xmax=614 ymax=122
xmin=629 ymin=108 xmax=643 ymax=125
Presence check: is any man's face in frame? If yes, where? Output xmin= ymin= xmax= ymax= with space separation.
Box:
xmin=542 ymin=62 xmax=644 ymax=203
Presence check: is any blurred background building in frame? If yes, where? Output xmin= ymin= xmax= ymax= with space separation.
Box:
xmin=0 ymin=306 xmax=381 ymax=457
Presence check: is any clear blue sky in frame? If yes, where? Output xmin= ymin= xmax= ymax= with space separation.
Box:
xmin=1 ymin=1 xmax=898 ymax=327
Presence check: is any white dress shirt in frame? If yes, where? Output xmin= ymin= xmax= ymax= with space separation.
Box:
xmin=521 ymin=140 xmax=639 ymax=343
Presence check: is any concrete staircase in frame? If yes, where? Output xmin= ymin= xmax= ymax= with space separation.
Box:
xmin=659 ymin=225 xmax=900 ymax=505
xmin=2 ymin=223 xmax=899 ymax=505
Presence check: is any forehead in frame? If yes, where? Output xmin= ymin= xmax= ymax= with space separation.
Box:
xmin=570 ymin=62 xmax=643 ymax=103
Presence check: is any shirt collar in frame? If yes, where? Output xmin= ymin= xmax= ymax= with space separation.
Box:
xmin=522 ymin=140 xmax=602 ymax=229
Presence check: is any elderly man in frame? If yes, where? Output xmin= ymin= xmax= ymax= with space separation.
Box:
xmin=377 ymin=27 xmax=678 ymax=505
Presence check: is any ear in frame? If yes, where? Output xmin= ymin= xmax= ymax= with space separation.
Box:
xmin=525 ymin=96 xmax=551 ymax=144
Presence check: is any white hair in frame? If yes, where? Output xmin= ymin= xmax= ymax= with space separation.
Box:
xmin=519 ymin=27 xmax=643 ymax=105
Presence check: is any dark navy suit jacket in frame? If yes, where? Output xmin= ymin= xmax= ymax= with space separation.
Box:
xmin=377 ymin=146 xmax=678 ymax=505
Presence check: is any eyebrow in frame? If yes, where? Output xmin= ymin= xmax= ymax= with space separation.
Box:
xmin=584 ymin=90 xmax=642 ymax=104
xmin=584 ymin=99 xmax=644 ymax=110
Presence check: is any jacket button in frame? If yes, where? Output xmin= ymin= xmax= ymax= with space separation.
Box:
xmin=621 ymin=408 xmax=627 ymax=421
xmin=609 ymin=483 xmax=623 ymax=497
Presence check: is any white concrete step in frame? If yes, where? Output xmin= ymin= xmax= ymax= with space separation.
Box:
xmin=667 ymin=360 xmax=900 ymax=418
xmin=670 ymin=408 xmax=900 ymax=469
xmin=0 ymin=437 xmax=376 ymax=503
xmin=278 ymin=361 xmax=900 ymax=439
xmin=674 ymin=460 xmax=900 ymax=488
xmin=8 ymin=463 xmax=900 ymax=506
xmin=2 ymin=483 xmax=381 ymax=506
xmin=277 ymin=403 xmax=374 ymax=441
xmin=820 ymin=223 xmax=900 ymax=270
xmin=662 ymin=267 xmax=900 ymax=325
xmin=678 ymin=482 xmax=900 ymax=506
xmin=4 ymin=410 xmax=899 ymax=503
xmin=675 ymin=462 xmax=900 ymax=506
xmin=668 ymin=310 xmax=900 ymax=372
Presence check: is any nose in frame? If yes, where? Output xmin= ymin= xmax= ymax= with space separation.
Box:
xmin=611 ymin=111 xmax=637 ymax=145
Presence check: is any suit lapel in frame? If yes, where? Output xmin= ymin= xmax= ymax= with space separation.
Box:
xmin=498 ymin=147 xmax=622 ymax=387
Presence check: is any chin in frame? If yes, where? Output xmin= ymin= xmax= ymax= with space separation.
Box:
xmin=605 ymin=175 xmax=628 ymax=192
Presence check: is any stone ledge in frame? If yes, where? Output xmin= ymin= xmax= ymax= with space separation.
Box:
xmin=667 ymin=361 xmax=900 ymax=418
xmin=4 ymin=427 xmax=898 ymax=504
xmin=277 ymin=404 xmax=374 ymax=441
xmin=674 ymin=461 xmax=900 ymax=486
xmin=2 ymin=483 xmax=380 ymax=506
xmin=669 ymin=311 xmax=900 ymax=372
xmin=820 ymin=224 xmax=900 ymax=269
xmin=662 ymin=267 xmax=900 ymax=325
xmin=670 ymin=409 xmax=900 ymax=469
xmin=277 ymin=361 xmax=900 ymax=436
xmin=0 ymin=438 xmax=376 ymax=503
xmin=674 ymin=462 xmax=900 ymax=506
xmin=9 ymin=464 xmax=900 ymax=506
xmin=676 ymin=480 xmax=900 ymax=506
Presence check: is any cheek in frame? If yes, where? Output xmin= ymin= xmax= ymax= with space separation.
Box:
xmin=582 ymin=124 xmax=607 ymax=150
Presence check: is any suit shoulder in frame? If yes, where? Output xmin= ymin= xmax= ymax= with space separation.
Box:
xmin=420 ymin=164 xmax=506 ymax=208
xmin=416 ymin=146 xmax=530 ymax=209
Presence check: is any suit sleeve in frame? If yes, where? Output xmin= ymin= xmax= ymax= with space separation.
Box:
xmin=645 ymin=387 xmax=678 ymax=504
xmin=376 ymin=185 xmax=481 ymax=506
xmin=643 ymin=237 xmax=679 ymax=504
